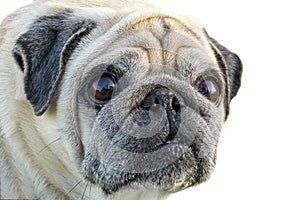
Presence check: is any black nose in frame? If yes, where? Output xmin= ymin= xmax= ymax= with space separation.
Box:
xmin=133 ymin=88 xmax=181 ymax=129
xmin=141 ymin=88 xmax=180 ymax=112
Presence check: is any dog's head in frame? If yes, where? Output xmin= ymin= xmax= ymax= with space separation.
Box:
xmin=12 ymin=7 xmax=242 ymax=195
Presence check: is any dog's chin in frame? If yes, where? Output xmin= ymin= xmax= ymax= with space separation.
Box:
xmin=81 ymin=144 xmax=216 ymax=195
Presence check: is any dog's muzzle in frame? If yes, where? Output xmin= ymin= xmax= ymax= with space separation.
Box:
xmin=81 ymin=78 xmax=218 ymax=193
xmin=121 ymin=87 xmax=182 ymax=153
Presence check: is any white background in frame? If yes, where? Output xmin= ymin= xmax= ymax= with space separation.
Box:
xmin=1 ymin=0 xmax=300 ymax=199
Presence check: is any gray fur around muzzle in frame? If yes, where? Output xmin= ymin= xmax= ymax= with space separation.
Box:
xmin=81 ymin=74 xmax=220 ymax=194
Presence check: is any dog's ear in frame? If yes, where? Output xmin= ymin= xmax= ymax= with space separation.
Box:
xmin=208 ymin=37 xmax=242 ymax=101
xmin=12 ymin=12 xmax=96 ymax=116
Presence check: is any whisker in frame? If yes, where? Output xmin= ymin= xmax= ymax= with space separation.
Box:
xmin=81 ymin=181 xmax=89 ymax=200
xmin=67 ymin=180 xmax=82 ymax=196
xmin=89 ymin=183 xmax=92 ymax=200
xmin=38 ymin=137 xmax=61 ymax=154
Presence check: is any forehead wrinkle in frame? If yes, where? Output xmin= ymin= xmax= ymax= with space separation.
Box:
xmin=103 ymin=29 xmax=165 ymax=67
xmin=124 ymin=16 xmax=208 ymax=67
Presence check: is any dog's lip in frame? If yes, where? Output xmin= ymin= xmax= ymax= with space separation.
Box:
xmin=81 ymin=139 xmax=214 ymax=195
xmin=94 ymin=141 xmax=192 ymax=173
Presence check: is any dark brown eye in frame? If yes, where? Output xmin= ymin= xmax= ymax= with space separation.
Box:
xmin=198 ymin=80 xmax=220 ymax=104
xmin=90 ymin=74 xmax=116 ymax=104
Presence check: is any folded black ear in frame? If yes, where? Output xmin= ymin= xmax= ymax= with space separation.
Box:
xmin=208 ymin=37 xmax=243 ymax=101
xmin=13 ymin=12 xmax=96 ymax=116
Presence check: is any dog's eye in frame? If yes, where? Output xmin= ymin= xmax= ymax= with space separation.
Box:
xmin=90 ymin=73 xmax=116 ymax=104
xmin=198 ymin=80 xmax=220 ymax=104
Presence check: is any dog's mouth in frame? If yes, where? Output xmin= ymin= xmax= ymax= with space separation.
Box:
xmin=82 ymin=141 xmax=215 ymax=195
xmin=80 ymin=87 xmax=218 ymax=194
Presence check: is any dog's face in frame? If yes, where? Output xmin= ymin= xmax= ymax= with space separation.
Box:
xmin=12 ymin=7 xmax=242 ymax=195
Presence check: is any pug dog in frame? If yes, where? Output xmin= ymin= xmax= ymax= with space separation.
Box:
xmin=0 ymin=0 xmax=242 ymax=199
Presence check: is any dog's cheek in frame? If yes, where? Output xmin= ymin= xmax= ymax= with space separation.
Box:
xmin=77 ymin=103 xmax=98 ymax=148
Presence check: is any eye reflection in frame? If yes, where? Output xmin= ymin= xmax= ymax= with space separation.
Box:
xmin=90 ymin=74 xmax=116 ymax=104
xmin=198 ymin=80 xmax=220 ymax=104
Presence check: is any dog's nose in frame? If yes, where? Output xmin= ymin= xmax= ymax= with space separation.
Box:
xmin=141 ymin=88 xmax=180 ymax=111
xmin=134 ymin=88 xmax=181 ymax=127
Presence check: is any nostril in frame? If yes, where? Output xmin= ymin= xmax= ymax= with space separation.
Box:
xmin=171 ymin=96 xmax=180 ymax=111
xmin=154 ymin=97 xmax=160 ymax=105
